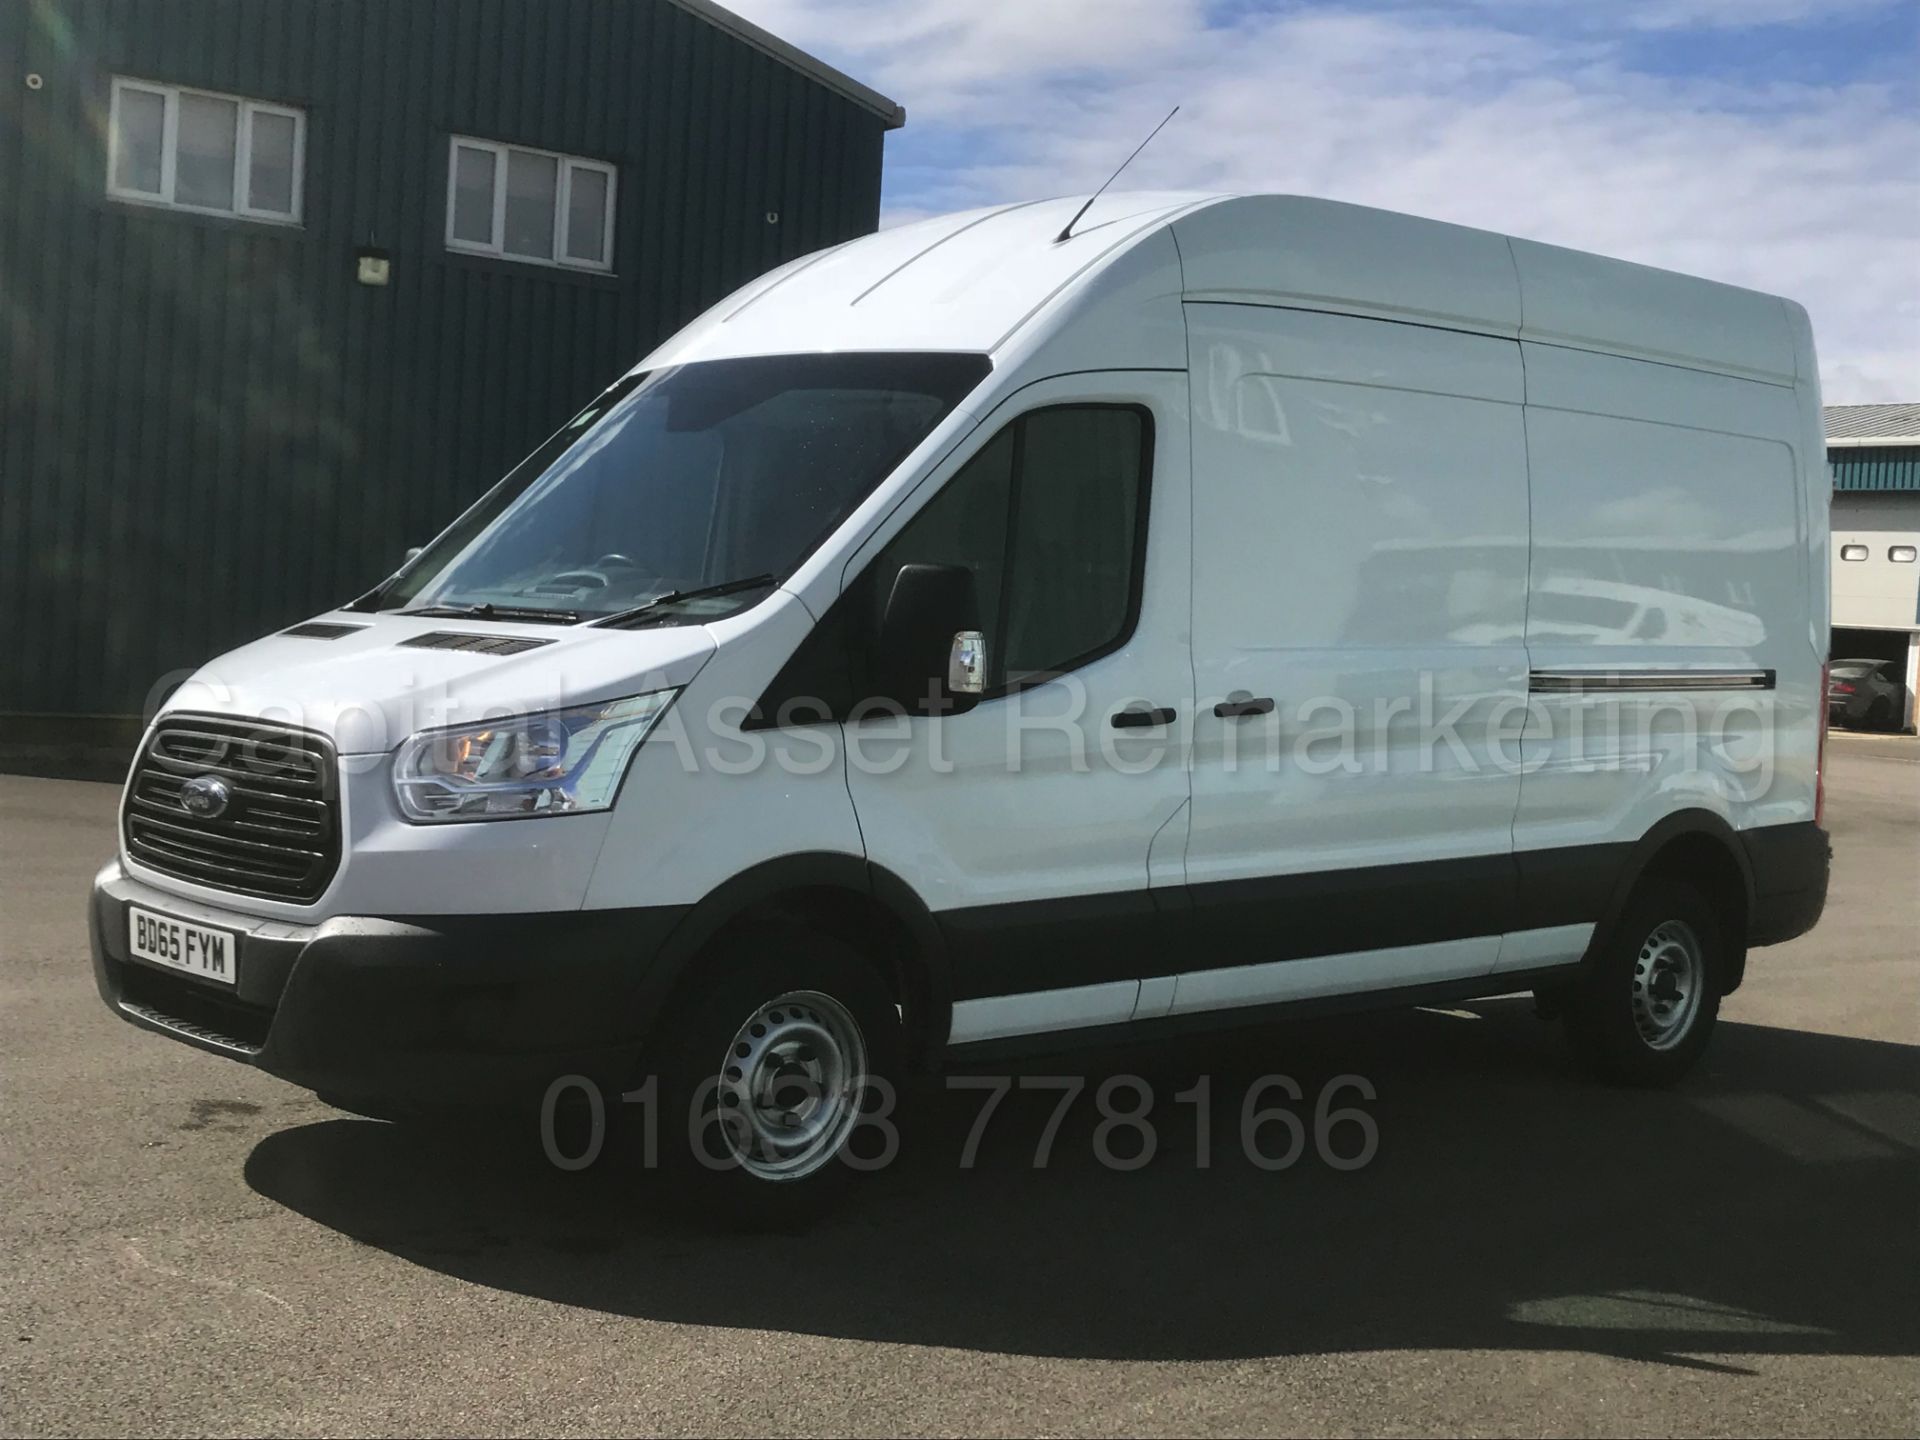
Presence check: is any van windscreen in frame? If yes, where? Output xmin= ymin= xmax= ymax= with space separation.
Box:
xmin=369 ymin=352 xmax=990 ymax=621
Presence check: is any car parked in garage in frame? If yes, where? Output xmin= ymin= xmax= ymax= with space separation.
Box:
xmin=1828 ymin=658 xmax=1906 ymax=731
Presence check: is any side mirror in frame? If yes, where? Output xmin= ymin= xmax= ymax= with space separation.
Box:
xmin=873 ymin=563 xmax=986 ymax=716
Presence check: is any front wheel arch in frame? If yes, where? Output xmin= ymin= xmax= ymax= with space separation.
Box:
xmin=628 ymin=853 xmax=952 ymax=1071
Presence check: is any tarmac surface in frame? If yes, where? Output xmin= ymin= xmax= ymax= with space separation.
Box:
xmin=2 ymin=732 xmax=1914 ymax=1436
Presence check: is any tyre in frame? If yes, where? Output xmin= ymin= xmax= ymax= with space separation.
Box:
xmin=638 ymin=925 xmax=901 ymax=1230
xmin=1564 ymin=878 xmax=1724 ymax=1086
xmin=1866 ymin=697 xmax=1894 ymax=731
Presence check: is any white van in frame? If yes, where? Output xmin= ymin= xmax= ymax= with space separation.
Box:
xmin=91 ymin=194 xmax=1832 ymax=1220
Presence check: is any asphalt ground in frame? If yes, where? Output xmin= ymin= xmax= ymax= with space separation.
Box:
xmin=2 ymin=731 xmax=1915 ymax=1437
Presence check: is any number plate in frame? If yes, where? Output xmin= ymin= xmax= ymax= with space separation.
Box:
xmin=127 ymin=905 xmax=239 ymax=987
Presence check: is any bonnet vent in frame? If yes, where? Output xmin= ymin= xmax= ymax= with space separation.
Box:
xmin=281 ymin=621 xmax=368 ymax=640
xmin=398 ymin=631 xmax=554 ymax=656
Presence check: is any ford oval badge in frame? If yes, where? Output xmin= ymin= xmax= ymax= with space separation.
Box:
xmin=179 ymin=774 xmax=232 ymax=820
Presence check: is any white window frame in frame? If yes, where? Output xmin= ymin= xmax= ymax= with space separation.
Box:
xmin=443 ymin=135 xmax=616 ymax=274
xmin=106 ymin=76 xmax=305 ymax=225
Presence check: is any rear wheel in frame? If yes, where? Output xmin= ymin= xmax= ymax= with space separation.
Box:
xmin=639 ymin=927 xmax=900 ymax=1230
xmin=1564 ymin=878 xmax=1724 ymax=1085
xmin=1866 ymin=696 xmax=1895 ymax=731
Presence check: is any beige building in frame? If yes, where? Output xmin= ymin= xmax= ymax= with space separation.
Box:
xmin=1828 ymin=403 xmax=1920 ymax=732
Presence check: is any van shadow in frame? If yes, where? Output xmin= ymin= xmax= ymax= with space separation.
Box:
xmin=244 ymin=1003 xmax=1920 ymax=1367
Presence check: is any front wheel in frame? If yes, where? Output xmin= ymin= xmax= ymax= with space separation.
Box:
xmin=1564 ymin=878 xmax=1725 ymax=1086
xmin=640 ymin=928 xmax=901 ymax=1230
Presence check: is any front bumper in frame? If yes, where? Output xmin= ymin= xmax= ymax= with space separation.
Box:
xmin=90 ymin=861 xmax=687 ymax=1113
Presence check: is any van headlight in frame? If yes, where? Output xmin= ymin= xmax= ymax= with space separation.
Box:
xmin=392 ymin=691 xmax=677 ymax=822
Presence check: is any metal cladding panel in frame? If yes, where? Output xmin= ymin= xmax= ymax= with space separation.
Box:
xmin=1831 ymin=448 xmax=1920 ymax=493
xmin=0 ymin=0 xmax=887 ymax=717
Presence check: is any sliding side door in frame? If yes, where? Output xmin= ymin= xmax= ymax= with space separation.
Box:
xmin=1172 ymin=304 xmax=1531 ymax=1016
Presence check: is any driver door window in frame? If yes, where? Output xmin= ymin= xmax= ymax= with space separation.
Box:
xmin=869 ymin=404 xmax=1149 ymax=693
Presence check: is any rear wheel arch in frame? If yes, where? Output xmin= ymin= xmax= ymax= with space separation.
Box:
xmin=1596 ymin=812 xmax=1753 ymax=992
xmin=1565 ymin=875 xmax=1726 ymax=1084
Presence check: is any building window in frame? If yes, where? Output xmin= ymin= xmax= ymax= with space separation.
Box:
xmin=1892 ymin=546 xmax=1918 ymax=564
xmin=445 ymin=136 xmax=615 ymax=272
xmin=1839 ymin=544 xmax=1869 ymax=562
xmin=107 ymin=77 xmax=304 ymax=223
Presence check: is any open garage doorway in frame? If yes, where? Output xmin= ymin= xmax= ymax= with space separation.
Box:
xmin=1830 ymin=627 xmax=1918 ymax=733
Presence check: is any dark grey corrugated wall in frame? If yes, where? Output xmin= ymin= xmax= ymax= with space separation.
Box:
xmin=1831 ymin=448 xmax=1920 ymax=493
xmin=0 ymin=0 xmax=888 ymax=719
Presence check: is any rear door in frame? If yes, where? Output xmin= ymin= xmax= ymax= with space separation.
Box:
xmin=841 ymin=372 xmax=1194 ymax=1044
xmin=1173 ymin=305 xmax=1531 ymax=1014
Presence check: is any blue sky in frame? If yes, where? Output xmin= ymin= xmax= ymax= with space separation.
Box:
xmin=727 ymin=0 xmax=1919 ymax=401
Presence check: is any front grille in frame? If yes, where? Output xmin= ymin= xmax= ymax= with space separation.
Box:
xmin=122 ymin=713 xmax=341 ymax=903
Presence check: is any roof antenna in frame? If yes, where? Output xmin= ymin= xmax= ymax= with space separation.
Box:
xmin=1055 ymin=105 xmax=1180 ymax=244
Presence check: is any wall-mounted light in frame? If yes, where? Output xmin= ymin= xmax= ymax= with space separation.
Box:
xmin=355 ymin=245 xmax=391 ymax=287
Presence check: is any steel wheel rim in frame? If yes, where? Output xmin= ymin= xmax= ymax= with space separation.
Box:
xmin=1631 ymin=919 xmax=1705 ymax=1051
xmin=712 ymin=990 xmax=867 ymax=1182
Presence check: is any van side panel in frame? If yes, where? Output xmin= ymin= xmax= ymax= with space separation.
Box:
xmin=1783 ymin=301 xmax=1833 ymax=652
xmin=1179 ymin=303 xmax=1531 ymax=999
xmin=1171 ymin=195 xmax=1523 ymax=337
xmin=1509 ymin=237 xmax=1798 ymax=385
xmin=1514 ymin=344 xmax=1819 ymax=871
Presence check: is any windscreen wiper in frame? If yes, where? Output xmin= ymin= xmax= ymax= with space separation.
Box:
xmin=591 ymin=574 xmax=778 ymax=629
xmin=400 ymin=602 xmax=582 ymax=625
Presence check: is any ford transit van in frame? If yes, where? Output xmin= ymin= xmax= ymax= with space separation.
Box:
xmin=90 ymin=194 xmax=1832 ymax=1220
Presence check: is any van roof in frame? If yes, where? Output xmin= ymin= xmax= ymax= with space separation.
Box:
xmin=639 ymin=192 xmax=1804 ymax=387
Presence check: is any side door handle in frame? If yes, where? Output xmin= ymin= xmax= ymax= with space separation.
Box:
xmin=1111 ymin=706 xmax=1176 ymax=729
xmin=1213 ymin=696 xmax=1275 ymax=719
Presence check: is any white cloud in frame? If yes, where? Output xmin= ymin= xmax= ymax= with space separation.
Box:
xmin=1456 ymin=0 xmax=1905 ymax=30
xmin=1560 ymin=0 xmax=1903 ymax=30
xmin=732 ymin=0 xmax=1919 ymax=401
